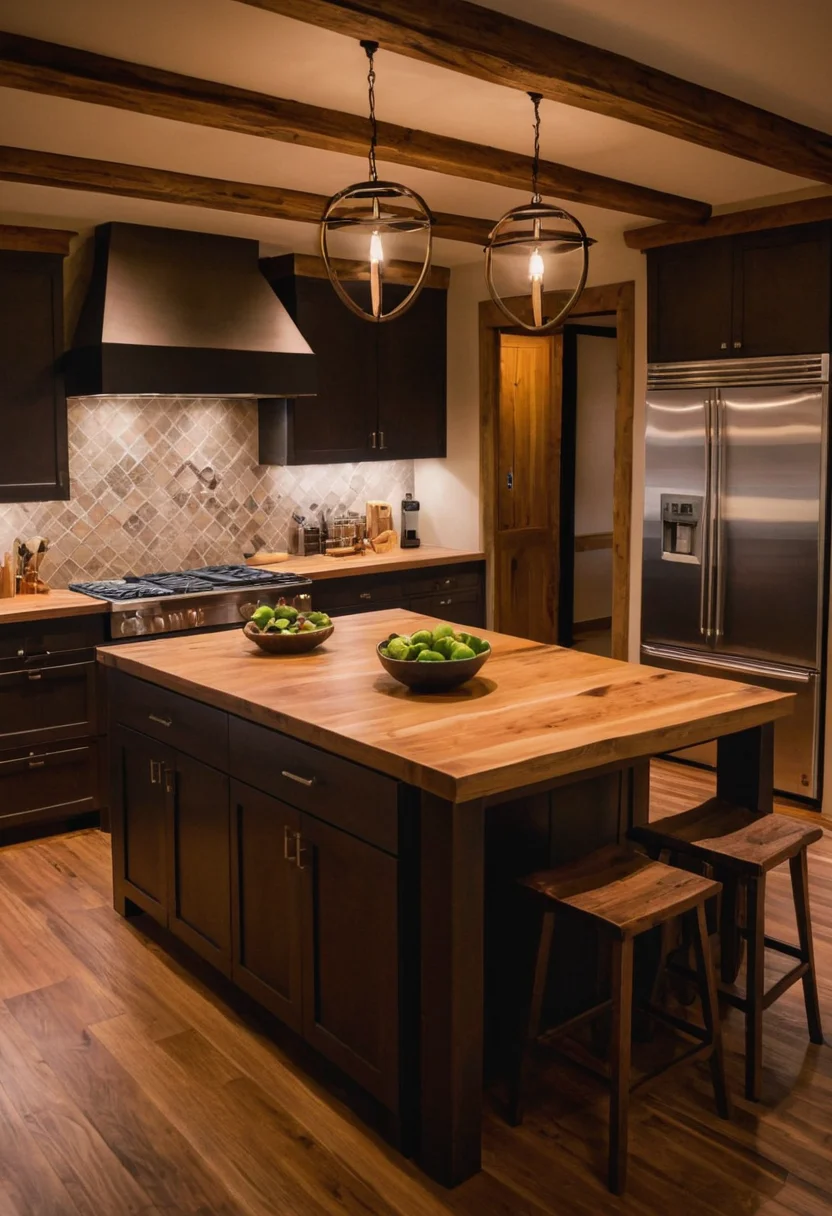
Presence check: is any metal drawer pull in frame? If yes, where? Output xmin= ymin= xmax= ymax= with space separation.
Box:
xmin=439 ymin=597 xmax=452 ymax=606
xmin=295 ymin=831 xmax=308 ymax=870
xmin=28 ymin=759 xmax=46 ymax=769
xmin=281 ymin=770 xmax=317 ymax=787
xmin=148 ymin=713 xmax=172 ymax=727
xmin=149 ymin=759 xmax=162 ymax=785
xmin=27 ymin=671 xmax=43 ymax=681
xmin=164 ymin=767 xmax=174 ymax=794
xmin=359 ymin=592 xmax=372 ymax=601
xmin=283 ymin=824 xmax=297 ymax=863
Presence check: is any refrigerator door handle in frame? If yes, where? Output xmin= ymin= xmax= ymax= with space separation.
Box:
xmin=699 ymin=395 xmax=715 ymax=640
xmin=641 ymin=642 xmax=815 ymax=684
xmin=712 ymin=390 xmax=726 ymax=641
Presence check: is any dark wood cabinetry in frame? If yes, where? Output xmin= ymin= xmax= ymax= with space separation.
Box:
xmin=0 ymin=249 xmax=69 ymax=502
xmin=110 ymin=673 xmax=405 ymax=1117
xmin=647 ymin=222 xmax=832 ymax=363
xmin=258 ymin=257 xmax=447 ymax=464
xmin=310 ymin=562 xmax=486 ymax=631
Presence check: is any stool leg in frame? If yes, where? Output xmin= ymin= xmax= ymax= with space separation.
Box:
xmin=608 ymin=935 xmax=633 ymax=1196
xmin=688 ymin=904 xmax=731 ymax=1120
xmin=745 ymin=875 xmax=766 ymax=1102
xmin=719 ymin=877 xmax=742 ymax=985
xmin=508 ymin=908 xmax=555 ymax=1126
xmin=789 ymin=849 xmax=824 ymax=1046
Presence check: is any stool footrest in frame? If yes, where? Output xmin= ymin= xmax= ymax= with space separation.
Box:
xmin=646 ymin=1003 xmax=710 ymax=1044
xmin=537 ymin=998 xmax=613 ymax=1047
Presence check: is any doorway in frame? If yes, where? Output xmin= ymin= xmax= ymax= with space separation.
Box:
xmin=480 ymin=281 xmax=635 ymax=659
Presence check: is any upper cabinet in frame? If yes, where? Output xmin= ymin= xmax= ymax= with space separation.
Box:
xmin=0 ymin=244 xmax=70 ymax=502
xmin=259 ymin=257 xmax=447 ymax=465
xmin=647 ymin=222 xmax=832 ymax=364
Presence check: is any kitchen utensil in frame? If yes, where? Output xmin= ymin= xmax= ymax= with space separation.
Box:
xmin=376 ymin=638 xmax=490 ymax=691
xmin=366 ymin=501 xmax=393 ymax=541
xmin=243 ymin=620 xmax=334 ymax=654
xmin=401 ymin=494 xmax=421 ymax=548
xmin=370 ymin=529 xmax=398 ymax=554
xmin=244 ymin=551 xmax=290 ymax=566
xmin=19 ymin=536 xmax=50 ymax=593
xmin=0 ymin=552 xmax=14 ymax=598
xmin=326 ymin=545 xmax=366 ymax=558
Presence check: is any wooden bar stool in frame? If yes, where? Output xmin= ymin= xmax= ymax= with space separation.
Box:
xmin=630 ymin=799 xmax=824 ymax=1101
xmin=508 ymin=845 xmax=730 ymax=1195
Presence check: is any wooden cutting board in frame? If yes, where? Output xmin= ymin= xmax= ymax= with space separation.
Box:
xmin=245 ymin=551 xmax=289 ymax=566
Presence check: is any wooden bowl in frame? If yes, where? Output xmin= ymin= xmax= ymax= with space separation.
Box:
xmin=376 ymin=640 xmax=490 ymax=690
xmin=243 ymin=621 xmax=334 ymax=654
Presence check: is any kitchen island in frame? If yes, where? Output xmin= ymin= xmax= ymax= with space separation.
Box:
xmin=98 ymin=609 xmax=792 ymax=1187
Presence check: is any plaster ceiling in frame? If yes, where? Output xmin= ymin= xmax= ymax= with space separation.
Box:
xmin=0 ymin=0 xmax=828 ymax=264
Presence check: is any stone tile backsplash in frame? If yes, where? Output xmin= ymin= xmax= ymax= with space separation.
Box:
xmin=0 ymin=397 xmax=414 ymax=587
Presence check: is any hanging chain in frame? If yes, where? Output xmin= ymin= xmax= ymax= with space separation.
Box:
xmin=361 ymin=40 xmax=380 ymax=182
xmin=529 ymin=91 xmax=543 ymax=203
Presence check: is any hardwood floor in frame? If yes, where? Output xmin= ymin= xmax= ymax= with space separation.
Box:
xmin=0 ymin=761 xmax=829 ymax=1215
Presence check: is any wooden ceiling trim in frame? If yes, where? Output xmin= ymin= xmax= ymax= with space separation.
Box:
xmin=625 ymin=194 xmax=832 ymax=250
xmin=0 ymin=145 xmax=493 ymax=245
xmin=0 ymin=223 xmax=76 ymax=254
xmin=240 ymin=0 xmax=832 ymax=186
xmin=0 ymin=31 xmax=710 ymax=223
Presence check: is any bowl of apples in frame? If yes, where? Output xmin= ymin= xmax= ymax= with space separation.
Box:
xmin=377 ymin=623 xmax=491 ymax=690
xmin=243 ymin=600 xmax=334 ymax=654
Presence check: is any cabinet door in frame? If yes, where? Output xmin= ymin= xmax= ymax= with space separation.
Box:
xmin=167 ymin=752 xmax=231 ymax=975
xmin=378 ymin=284 xmax=447 ymax=459
xmin=647 ymin=239 xmax=734 ymax=363
xmin=230 ymin=781 xmax=303 ymax=1032
xmin=0 ymin=659 xmax=97 ymax=749
xmin=291 ymin=278 xmax=378 ymax=463
xmin=299 ymin=813 xmax=399 ymax=1109
xmin=110 ymin=725 xmax=172 ymax=925
xmin=732 ymin=224 xmax=831 ymax=357
xmin=0 ymin=251 xmax=68 ymax=502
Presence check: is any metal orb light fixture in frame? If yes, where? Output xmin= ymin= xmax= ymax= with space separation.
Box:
xmin=485 ymin=93 xmax=595 ymax=333
xmin=320 ymin=41 xmax=433 ymax=322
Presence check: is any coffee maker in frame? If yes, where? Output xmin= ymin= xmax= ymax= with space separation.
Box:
xmin=400 ymin=493 xmax=421 ymax=548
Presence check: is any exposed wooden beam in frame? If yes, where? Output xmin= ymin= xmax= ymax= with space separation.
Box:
xmin=625 ymin=193 xmax=832 ymax=250
xmin=0 ymin=145 xmax=493 ymax=245
xmin=0 ymin=31 xmax=710 ymax=224
xmin=242 ymin=0 xmax=832 ymax=186
xmin=0 ymin=223 xmax=75 ymax=254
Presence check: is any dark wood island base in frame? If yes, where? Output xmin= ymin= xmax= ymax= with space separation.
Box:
xmin=99 ymin=611 xmax=788 ymax=1188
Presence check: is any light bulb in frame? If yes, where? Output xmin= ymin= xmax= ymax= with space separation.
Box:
xmin=529 ymin=247 xmax=544 ymax=280
xmin=370 ymin=230 xmax=384 ymax=264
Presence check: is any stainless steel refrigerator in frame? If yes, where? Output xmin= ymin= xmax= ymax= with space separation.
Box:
xmin=641 ymin=354 xmax=829 ymax=801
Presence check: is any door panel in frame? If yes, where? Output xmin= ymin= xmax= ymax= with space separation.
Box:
xmin=111 ymin=725 xmax=171 ymax=924
xmin=300 ymin=813 xmax=399 ymax=1109
xmin=732 ymin=226 xmax=831 ymax=358
xmin=647 ymin=239 xmax=733 ymax=363
xmin=230 ymin=781 xmax=303 ymax=1032
xmin=168 ymin=752 xmax=231 ymax=974
xmin=716 ymin=386 xmax=825 ymax=667
xmin=495 ymin=333 xmax=561 ymax=642
xmin=641 ymin=388 xmax=710 ymax=650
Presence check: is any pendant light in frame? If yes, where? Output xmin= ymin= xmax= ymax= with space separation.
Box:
xmin=320 ymin=41 xmax=433 ymax=322
xmin=485 ymin=93 xmax=595 ymax=333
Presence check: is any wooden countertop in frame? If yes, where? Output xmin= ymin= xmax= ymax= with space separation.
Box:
xmin=261 ymin=545 xmax=485 ymax=580
xmin=97 ymin=609 xmax=793 ymax=804
xmin=0 ymin=589 xmax=109 ymax=624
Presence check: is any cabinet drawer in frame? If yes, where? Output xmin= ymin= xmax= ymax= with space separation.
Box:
xmin=408 ymin=589 xmax=484 ymax=630
xmin=0 ymin=615 xmax=105 ymax=666
xmin=0 ymin=740 xmax=100 ymax=828
xmin=111 ymin=672 xmax=228 ymax=770
xmin=328 ymin=580 xmax=404 ymax=610
xmin=405 ymin=569 xmax=482 ymax=597
xmin=229 ymin=716 xmax=398 ymax=853
xmin=0 ymin=659 xmax=97 ymax=747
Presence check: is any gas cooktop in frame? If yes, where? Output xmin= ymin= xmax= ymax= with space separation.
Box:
xmin=70 ymin=564 xmax=306 ymax=602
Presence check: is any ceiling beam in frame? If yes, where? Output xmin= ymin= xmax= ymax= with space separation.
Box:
xmin=240 ymin=0 xmax=832 ymax=186
xmin=0 ymin=222 xmax=76 ymax=254
xmin=0 ymin=145 xmax=493 ymax=244
xmin=0 ymin=31 xmax=710 ymax=224
xmin=625 ymin=193 xmax=832 ymax=251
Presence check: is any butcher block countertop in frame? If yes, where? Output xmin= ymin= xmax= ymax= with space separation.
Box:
xmin=98 ymin=609 xmax=792 ymax=804
xmin=261 ymin=545 xmax=484 ymax=579
xmin=0 ymin=589 xmax=109 ymax=624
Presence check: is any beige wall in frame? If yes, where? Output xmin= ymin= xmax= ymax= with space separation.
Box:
xmin=573 ymin=332 xmax=618 ymax=624
xmin=415 ymin=239 xmax=647 ymax=658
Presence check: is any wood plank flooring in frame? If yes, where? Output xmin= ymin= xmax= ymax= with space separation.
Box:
xmin=0 ymin=761 xmax=829 ymax=1215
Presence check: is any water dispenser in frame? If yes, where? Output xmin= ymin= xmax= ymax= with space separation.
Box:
xmin=660 ymin=494 xmax=703 ymax=563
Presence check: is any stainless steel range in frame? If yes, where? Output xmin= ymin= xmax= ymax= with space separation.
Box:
xmin=70 ymin=564 xmax=313 ymax=639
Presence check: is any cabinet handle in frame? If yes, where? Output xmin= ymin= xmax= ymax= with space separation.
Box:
xmin=370 ymin=431 xmax=377 ymax=449
xmin=164 ymin=767 xmax=174 ymax=794
xmin=148 ymin=713 xmax=172 ymax=727
xmin=439 ymin=597 xmax=452 ymax=606
xmin=28 ymin=759 xmax=46 ymax=769
xmin=283 ymin=824 xmax=297 ymax=863
xmin=149 ymin=759 xmax=161 ymax=785
xmin=359 ymin=592 xmax=372 ymax=601
xmin=720 ymin=342 xmax=728 ymax=350
xmin=27 ymin=671 xmax=43 ymax=681
xmin=281 ymin=769 xmax=317 ymax=788
xmin=733 ymin=341 xmax=742 ymax=349
xmin=378 ymin=431 xmax=386 ymax=450
xmin=295 ymin=832 xmax=308 ymax=870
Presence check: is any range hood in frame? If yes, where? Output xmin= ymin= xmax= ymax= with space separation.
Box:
xmin=64 ymin=223 xmax=316 ymax=398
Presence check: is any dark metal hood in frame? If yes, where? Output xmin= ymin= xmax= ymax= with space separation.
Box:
xmin=64 ymin=223 xmax=316 ymax=398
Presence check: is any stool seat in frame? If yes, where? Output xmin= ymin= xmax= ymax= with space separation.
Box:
xmin=521 ymin=844 xmax=721 ymax=937
xmin=630 ymin=799 xmax=822 ymax=875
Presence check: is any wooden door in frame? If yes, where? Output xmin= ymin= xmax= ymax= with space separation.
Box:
xmin=647 ymin=239 xmax=734 ymax=362
xmin=230 ymin=781 xmax=303 ymax=1032
xmin=167 ymin=752 xmax=232 ymax=975
xmin=732 ymin=224 xmax=831 ymax=357
xmin=299 ymin=813 xmax=399 ymax=1110
xmin=110 ymin=725 xmax=172 ymax=925
xmin=495 ymin=333 xmax=562 ymax=643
